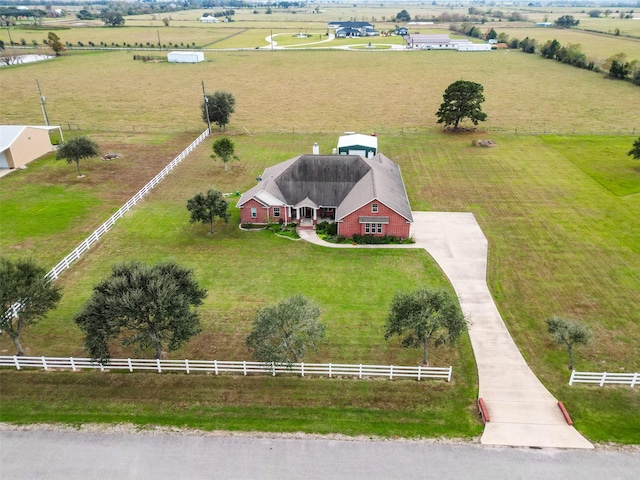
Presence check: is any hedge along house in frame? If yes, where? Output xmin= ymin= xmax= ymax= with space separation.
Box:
xmin=237 ymin=153 xmax=413 ymax=238
xmin=0 ymin=125 xmax=63 ymax=171
xmin=337 ymin=133 xmax=378 ymax=158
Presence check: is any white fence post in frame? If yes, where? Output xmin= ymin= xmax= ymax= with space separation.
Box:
xmin=417 ymin=365 xmax=421 ymax=381
xmin=600 ymin=372 xmax=607 ymax=387
xmin=185 ymin=359 xmax=190 ymax=374
xmin=271 ymin=362 xmax=276 ymax=377
xmin=301 ymin=362 xmax=304 ymax=377
xmin=128 ymin=358 xmax=133 ymax=373
xmin=156 ymin=358 xmax=162 ymax=373
xmin=214 ymin=359 xmax=219 ymax=375
xmin=13 ymin=355 xmax=20 ymax=370
xmin=569 ymin=370 xmax=575 ymax=386
xmin=389 ymin=365 xmax=393 ymax=380
xmin=70 ymin=357 xmax=76 ymax=372
xmin=329 ymin=363 xmax=332 ymax=378
xmin=359 ymin=364 xmax=362 ymax=379
xmin=243 ymin=361 xmax=247 ymax=376
xmin=632 ymin=372 xmax=638 ymax=388
xmin=447 ymin=366 xmax=452 ymax=382
xmin=41 ymin=356 xmax=47 ymax=371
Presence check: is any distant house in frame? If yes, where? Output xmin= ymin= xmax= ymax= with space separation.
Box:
xmin=337 ymin=133 xmax=378 ymax=158
xmin=329 ymin=21 xmax=378 ymax=37
xmin=200 ymin=16 xmax=219 ymax=23
xmin=335 ymin=27 xmax=361 ymax=38
xmin=237 ymin=153 xmax=413 ymax=238
xmin=535 ymin=22 xmax=553 ymax=27
xmin=396 ymin=27 xmax=409 ymax=36
xmin=167 ymin=51 xmax=204 ymax=63
xmin=0 ymin=125 xmax=62 ymax=171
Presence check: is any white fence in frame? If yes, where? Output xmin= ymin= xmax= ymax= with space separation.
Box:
xmin=569 ymin=370 xmax=638 ymax=387
xmin=44 ymin=128 xmax=210 ymax=282
xmin=0 ymin=356 xmax=452 ymax=381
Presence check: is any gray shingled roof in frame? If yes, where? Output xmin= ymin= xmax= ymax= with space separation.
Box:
xmin=238 ymin=153 xmax=412 ymax=223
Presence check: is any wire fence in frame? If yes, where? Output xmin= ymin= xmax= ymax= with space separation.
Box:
xmin=57 ymin=123 xmax=639 ymax=137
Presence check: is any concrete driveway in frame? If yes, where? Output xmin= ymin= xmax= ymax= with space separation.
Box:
xmin=300 ymin=212 xmax=593 ymax=449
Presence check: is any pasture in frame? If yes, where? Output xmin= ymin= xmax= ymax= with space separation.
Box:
xmin=1 ymin=50 xmax=638 ymax=134
xmin=1 ymin=22 xmax=639 ymax=442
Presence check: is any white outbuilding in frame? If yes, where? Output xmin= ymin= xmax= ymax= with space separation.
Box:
xmin=457 ymin=43 xmax=492 ymax=52
xmin=167 ymin=51 xmax=205 ymax=63
xmin=337 ymin=133 xmax=378 ymax=158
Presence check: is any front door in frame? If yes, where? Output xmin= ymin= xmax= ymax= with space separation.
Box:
xmin=304 ymin=207 xmax=313 ymax=219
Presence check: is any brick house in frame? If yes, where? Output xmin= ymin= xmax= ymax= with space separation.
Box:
xmin=237 ymin=153 xmax=413 ymax=238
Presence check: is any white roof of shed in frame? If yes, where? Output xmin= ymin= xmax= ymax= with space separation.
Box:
xmin=337 ymin=134 xmax=378 ymax=150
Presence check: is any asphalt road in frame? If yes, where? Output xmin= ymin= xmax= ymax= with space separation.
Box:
xmin=1 ymin=430 xmax=638 ymax=480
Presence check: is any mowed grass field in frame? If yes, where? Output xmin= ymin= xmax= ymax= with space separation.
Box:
xmin=1 ymin=43 xmax=639 ymax=442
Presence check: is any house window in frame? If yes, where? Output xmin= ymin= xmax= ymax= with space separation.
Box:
xmin=365 ymin=223 xmax=383 ymax=234
xmin=273 ymin=207 xmax=280 ymax=217
xmin=251 ymin=208 xmax=257 ymax=219
xmin=372 ymin=203 xmax=378 ymax=213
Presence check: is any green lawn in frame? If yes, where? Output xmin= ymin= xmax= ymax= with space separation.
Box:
xmin=2 ymin=132 xmax=639 ymax=443
xmin=0 ymin=370 xmax=482 ymax=439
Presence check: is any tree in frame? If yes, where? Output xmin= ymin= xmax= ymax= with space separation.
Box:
xmin=211 ymin=137 xmax=239 ymax=173
xmin=45 ymin=31 xmax=64 ymax=56
xmin=186 ymin=188 xmax=230 ymax=234
xmin=540 ymin=39 xmax=561 ymax=59
xmin=555 ymin=15 xmax=579 ymax=28
xmin=56 ymin=136 xmax=100 ymax=176
xmin=202 ymin=91 xmax=236 ymax=132
xmin=545 ymin=316 xmax=591 ymax=370
xmin=101 ymin=11 xmax=125 ymax=27
xmin=609 ymin=59 xmax=630 ymax=79
xmin=628 ymin=136 xmax=640 ymax=160
xmin=384 ymin=288 xmax=466 ymax=365
xmin=485 ymin=28 xmax=497 ymax=40
xmin=246 ymin=294 xmax=325 ymax=365
xmin=395 ymin=10 xmax=411 ymax=22
xmin=435 ymin=80 xmax=488 ymax=130
xmin=0 ymin=257 xmax=62 ymax=356
xmin=75 ymin=261 xmax=207 ymax=362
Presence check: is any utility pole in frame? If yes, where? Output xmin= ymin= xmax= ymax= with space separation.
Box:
xmin=202 ymin=81 xmax=211 ymax=134
xmin=36 ymin=79 xmax=50 ymax=126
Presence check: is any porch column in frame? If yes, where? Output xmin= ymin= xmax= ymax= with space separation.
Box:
xmin=313 ymin=209 xmax=317 ymax=221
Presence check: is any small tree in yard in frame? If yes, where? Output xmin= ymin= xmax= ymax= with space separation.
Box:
xmin=436 ymin=80 xmax=488 ymax=131
xmin=545 ymin=316 xmax=591 ymax=370
xmin=246 ymin=294 xmax=325 ymax=365
xmin=56 ymin=136 xmax=100 ymax=177
xmin=75 ymin=261 xmax=207 ymax=362
xmin=186 ymin=189 xmax=230 ymax=234
xmin=628 ymin=136 xmax=640 ymax=160
xmin=202 ymin=91 xmax=236 ymax=132
xmin=0 ymin=257 xmax=62 ymax=356
xmin=211 ymin=137 xmax=239 ymax=173
xmin=46 ymin=32 xmax=64 ymax=56
xmin=384 ymin=288 xmax=466 ymax=365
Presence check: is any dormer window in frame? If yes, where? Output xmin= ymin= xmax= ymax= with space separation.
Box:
xmin=372 ymin=203 xmax=378 ymax=213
